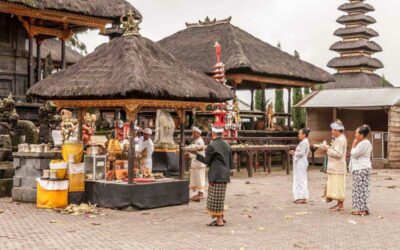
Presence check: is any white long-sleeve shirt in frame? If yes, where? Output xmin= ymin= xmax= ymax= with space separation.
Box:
xmin=189 ymin=137 xmax=206 ymax=169
xmin=350 ymin=139 xmax=372 ymax=172
xmin=138 ymin=138 xmax=154 ymax=169
xmin=294 ymin=138 xmax=310 ymax=166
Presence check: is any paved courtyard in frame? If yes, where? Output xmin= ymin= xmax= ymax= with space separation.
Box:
xmin=1 ymin=168 xmax=400 ymax=250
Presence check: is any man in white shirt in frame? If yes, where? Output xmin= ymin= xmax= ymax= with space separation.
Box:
xmin=138 ymin=128 xmax=154 ymax=178
xmin=187 ymin=127 xmax=207 ymax=202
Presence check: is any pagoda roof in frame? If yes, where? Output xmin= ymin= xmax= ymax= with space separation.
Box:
xmin=327 ymin=56 xmax=383 ymax=69
xmin=334 ymin=26 xmax=378 ymax=38
xmin=158 ymin=18 xmax=333 ymax=84
xmin=27 ymin=34 xmax=234 ymax=102
xmin=322 ymin=73 xmax=392 ymax=89
xmin=330 ymin=40 xmax=382 ymax=52
xmin=339 ymin=2 xmax=375 ymax=13
xmin=337 ymin=14 xmax=376 ymax=25
xmin=2 ymin=0 xmax=141 ymax=20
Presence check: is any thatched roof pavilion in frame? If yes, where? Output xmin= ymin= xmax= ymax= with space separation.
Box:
xmin=158 ymin=17 xmax=334 ymax=90
xmin=28 ymin=11 xmax=234 ymax=181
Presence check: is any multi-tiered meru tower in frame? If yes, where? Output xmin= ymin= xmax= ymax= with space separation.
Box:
xmin=324 ymin=0 xmax=391 ymax=88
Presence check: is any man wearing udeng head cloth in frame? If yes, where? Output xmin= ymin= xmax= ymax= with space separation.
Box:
xmin=196 ymin=126 xmax=233 ymax=227
xmin=138 ymin=128 xmax=154 ymax=178
xmin=321 ymin=120 xmax=348 ymax=212
xmin=187 ymin=127 xmax=207 ymax=202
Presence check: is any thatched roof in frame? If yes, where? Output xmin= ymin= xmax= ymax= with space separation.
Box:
xmin=3 ymin=0 xmax=141 ymax=20
xmin=334 ymin=26 xmax=378 ymax=38
xmin=33 ymin=39 xmax=83 ymax=64
xmin=339 ymin=2 xmax=374 ymax=13
xmin=26 ymin=35 xmax=234 ymax=103
xmin=323 ymin=73 xmax=392 ymax=89
xmin=330 ymin=40 xmax=382 ymax=52
xmin=158 ymin=18 xmax=333 ymax=84
xmin=327 ymin=56 xmax=383 ymax=69
xmin=337 ymin=14 xmax=376 ymax=25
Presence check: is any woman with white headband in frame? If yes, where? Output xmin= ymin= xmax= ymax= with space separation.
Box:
xmin=320 ymin=120 xmax=348 ymax=212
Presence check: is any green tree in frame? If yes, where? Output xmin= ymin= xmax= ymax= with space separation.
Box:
xmin=318 ymin=84 xmax=324 ymax=91
xmin=67 ymin=34 xmax=88 ymax=55
xmin=294 ymin=50 xmax=300 ymax=59
xmin=255 ymin=90 xmax=264 ymax=111
xmin=292 ymin=88 xmax=305 ymax=129
xmin=303 ymin=87 xmax=311 ymax=96
xmin=274 ymin=89 xmax=285 ymax=126
xmin=381 ymin=74 xmax=389 ymax=87
xmin=43 ymin=53 xmax=54 ymax=79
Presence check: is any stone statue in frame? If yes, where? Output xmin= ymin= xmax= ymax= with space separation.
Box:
xmin=82 ymin=112 xmax=97 ymax=145
xmin=60 ymin=109 xmax=78 ymax=143
xmin=0 ymin=94 xmax=38 ymax=150
xmin=232 ymin=98 xmax=241 ymax=125
xmin=154 ymin=110 xmax=176 ymax=148
xmin=38 ymin=101 xmax=62 ymax=145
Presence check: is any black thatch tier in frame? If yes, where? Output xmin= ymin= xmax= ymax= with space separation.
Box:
xmin=330 ymin=40 xmax=382 ymax=52
xmin=34 ymin=39 xmax=83 ymax=64
xmin=3 ymin=0 xmax=141 ymax=20
xmin=327 ymin=56 xmax=383 ymax=69
xmin=337 ymin=14 xmax=376 ymax=25
xmin=339 ymin=2 xmax=374 ymax=13
xmin=27 ymin=35 xmax=234 ymax=103
xmin=334 ymin=26 xmax=378 ymax=38
xmin=323 ymin=73 xmax=392 ymax=89
xmin=158 ymin=21 xmax=333 ymax=84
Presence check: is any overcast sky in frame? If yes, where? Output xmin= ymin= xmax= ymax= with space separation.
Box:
xmin=80 ymin=0 xmax=400 ymax=106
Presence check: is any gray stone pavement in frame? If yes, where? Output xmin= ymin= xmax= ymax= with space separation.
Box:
xmin=1 ymin=168 xmax=400 ymax=250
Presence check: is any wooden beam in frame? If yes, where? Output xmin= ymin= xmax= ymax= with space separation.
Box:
xmin=52 ymin=99 xmax=208 ymax=111
xmin=227 ymin=73 xmax=315 ymax=88
xmin=1 ymin=2 xmax=109 ymax=31
xmin=36 ymin=38 xmax=42 ymax=83
xmin=28 ymin=35 xmax=34 ymax=89
xmin=18 ymin=16 xmax=74 ymax=40
xmin=176 ymin=109 xmax=186 ymax=180
xmin=61 ymin=39 xmax=66 ymax=69
xmin=123 ymin=105 xmax=140 ymax=185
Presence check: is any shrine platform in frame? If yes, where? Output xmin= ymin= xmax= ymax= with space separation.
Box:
xmin=84 ymin=179 xmax=189 ymax=209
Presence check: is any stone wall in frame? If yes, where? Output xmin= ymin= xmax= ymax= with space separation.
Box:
xmin=12 ymin=152 xmax=61 ymax=203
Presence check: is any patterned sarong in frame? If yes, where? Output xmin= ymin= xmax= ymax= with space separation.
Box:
xmin=352 ymin=169 xmax=371 ymax=212
xmin=207 ymin=182 xmax=227 ymax=217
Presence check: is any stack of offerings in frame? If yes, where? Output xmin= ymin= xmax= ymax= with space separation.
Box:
xmin=36 ymin=161 xmax=69 ymax=209
xmin=36 ymin=141 xmax=85 ymax=209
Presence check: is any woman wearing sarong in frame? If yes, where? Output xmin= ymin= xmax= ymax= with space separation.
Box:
xmin=290 ymin=128 xmax=310 ymax=204
xmin=320 ymin=120 xmax=347 ymax=212
xmin=350 ymin=125 xmax=372 ymax=216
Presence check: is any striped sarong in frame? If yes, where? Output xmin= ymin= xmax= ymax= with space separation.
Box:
xmin=207 ymin=182 xmax=227 ymax=217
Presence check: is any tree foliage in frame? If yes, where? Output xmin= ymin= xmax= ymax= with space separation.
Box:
xmin=274 ymin=89 xmax=285 ymax=126
xmin=292 ymin=88 xmax=305 ymax=129
xmin=255 ymin=90 xmax=263 ymax=111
